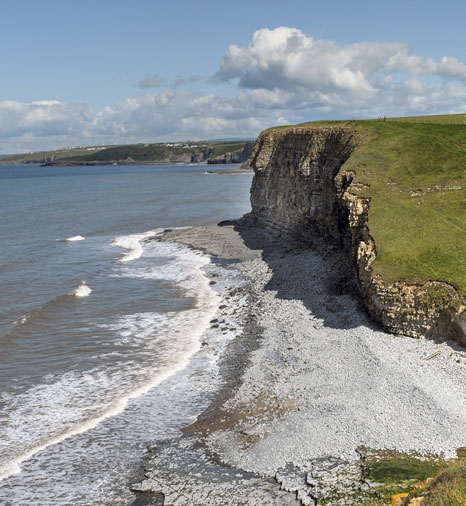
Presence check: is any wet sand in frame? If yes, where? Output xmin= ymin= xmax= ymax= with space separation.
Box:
xmin=132 ymin=223 xmax=466 ymax=505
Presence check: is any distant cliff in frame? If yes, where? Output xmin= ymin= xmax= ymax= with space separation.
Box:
xmin=207 ymin=141 xmax=254 ymax=164
xmin=244 ymin=123 xmax=466 ymax=345
xmin=0 ymin=141 xmax=254 ymax=166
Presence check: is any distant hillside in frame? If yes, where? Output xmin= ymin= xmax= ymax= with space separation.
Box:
xmin=0 ymin=140 xmax=255 ymax=166
xmin=0 ymin=145 xmax=114 ymax=164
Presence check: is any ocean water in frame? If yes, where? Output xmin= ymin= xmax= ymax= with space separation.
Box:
xmin=0 ymin=163 xmax=252 ymax=505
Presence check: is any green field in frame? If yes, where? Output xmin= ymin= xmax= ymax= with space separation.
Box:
xmin=208 ymin=142 xmax=249 ymax=158
xmin=0 ymin=145 xmax=114 ymax=163
xmin=67 ymin=143 xmax=200 ymax=162
xmin=388 ymin=113 xmax=466 ymax=124
xmin=276 ymin=115 xmax=466 ymax=293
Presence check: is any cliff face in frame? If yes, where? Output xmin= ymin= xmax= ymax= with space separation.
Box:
xmin=207 ymin=142 xmax=255 ymax=164
xmin=246 ymin=127 xmax=466 ymax=345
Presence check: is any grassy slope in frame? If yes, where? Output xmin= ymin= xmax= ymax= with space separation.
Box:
xmin=209 ymin=142 xmax=249 ymax=158
xmin=276 ymin=116 xmax=466 ymax=293
xmin=69 ymin=143 xmax=196 ymax=162
xmin=423 ymin=463 xmax=466 ymax=505
xmin=0 ymin=146 xmax=113 ymax=163
xmin=390 ymin=113 xmax=466 ymax=124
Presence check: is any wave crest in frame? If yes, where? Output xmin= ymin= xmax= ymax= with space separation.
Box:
xmin=112 ymin=231 xmax=159 ymax=263
xmin=69 ymin=282 xmax=92 ymax=298
xmin=64 ymin=236 xmax=85 ymax=242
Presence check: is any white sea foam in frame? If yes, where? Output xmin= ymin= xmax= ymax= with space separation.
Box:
xmin=69 ymin=282 xmax=92 ymax=298
xmin=13 ymin=314 xmax=29 ymax=326
xmin=116 ymin=239 xmax=211 ymax=297
xmin=64 ymin=235 xmax=85 ymax=242
xmin=112 ymin=231 xmax=159 ymax=262
xmin=0 ymin=234 xmax=220 ymax=481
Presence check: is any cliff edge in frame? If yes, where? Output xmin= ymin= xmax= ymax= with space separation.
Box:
xmin=245 ymin=121 xmax=466 ymax=345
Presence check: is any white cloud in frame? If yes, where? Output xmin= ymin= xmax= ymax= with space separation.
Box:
xmin=213 ymin=27 xmax=466 ymax=116
xmin=138 ymin=74 xmax=162 ymax=88
xmin=0 ymin=100 xmax=92 ymax=139
xmin=92 ymin=91 xmax=283 ymax=140
xmin=215 ymin=27 xmax=466 ymax=91
xmin=2 ymin=27 xmax=466 ymax=153
xmin=0 ymin=93 xmax=284 ymax=152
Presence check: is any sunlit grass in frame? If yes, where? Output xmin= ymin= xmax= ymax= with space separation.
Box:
xmin=419 ymin=463 xmax=466 ymax=505
xmin=269 ymin=116 xmax=466 ymax=294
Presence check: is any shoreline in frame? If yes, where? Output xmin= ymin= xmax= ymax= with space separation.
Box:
xmin=132 ymin=223 xmax=466 ymax=505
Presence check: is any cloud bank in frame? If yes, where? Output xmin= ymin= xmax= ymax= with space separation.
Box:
xmin=2 ymin=27 xmax=466 ymax=153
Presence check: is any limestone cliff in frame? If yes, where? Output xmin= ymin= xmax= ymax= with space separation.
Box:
xmin=207 ymin=141 xmax=254 ymax=164
xmin=245 ymin=127 xmax=466 ymax=345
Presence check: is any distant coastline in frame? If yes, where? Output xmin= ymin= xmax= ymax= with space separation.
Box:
xmin=0 ymin=140 xmax=255 ymax=167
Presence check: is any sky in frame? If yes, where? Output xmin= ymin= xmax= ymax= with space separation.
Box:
xmin=1 ymin=0 xmax=466 ymax=153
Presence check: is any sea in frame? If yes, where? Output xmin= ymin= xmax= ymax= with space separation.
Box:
xmin=0 ymin=163 xmax=253 ymax=505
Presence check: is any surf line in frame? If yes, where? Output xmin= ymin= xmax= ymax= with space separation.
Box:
xmin=0 ymin=235 xmax=220 ymax=481
xmin=0 ymin=363 xmax=190 ymax=480
xmin=112 ymin=230 xmax=160 ymax=263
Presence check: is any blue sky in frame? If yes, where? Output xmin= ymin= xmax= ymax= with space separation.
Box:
xmin=1 ymin=0 xmax=466 ymax=153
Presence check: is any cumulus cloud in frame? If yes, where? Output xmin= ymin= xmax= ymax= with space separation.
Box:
xmin=0 ymin=100 xmax=93 ymax=141
xmin=215 ymin=27 xmax=466 ymax=91
xmin=3 ymin=27 xmax=466 ymax=153
xmin=213 ymin=27 xmax=466 ymax=115
xmin=92 ymin=91 xmax=282 ymax=140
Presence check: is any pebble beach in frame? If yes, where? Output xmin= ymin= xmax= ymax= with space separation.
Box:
xmin=133 ymin=223 xmax=466 ymax=505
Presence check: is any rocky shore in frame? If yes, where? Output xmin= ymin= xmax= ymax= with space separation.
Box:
xmin=131 ymin=224 xmax=466 ymax=505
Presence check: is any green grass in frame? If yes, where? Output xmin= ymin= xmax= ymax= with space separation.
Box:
xmin=361 ymin=450 xmax=447 ymax=502
xmin=69 ymin=143 xmax=196 ymax=162
xmin=422 ymin=463 xmax=466 ymax=505
xmin=209 ymin=141 xmax=250 ymax=158
xmin=360 ymin=452 xmax=466 ymax=505
xmin=368 ymin=456 xmax=442 ymax=484
xmin=270 ymin=116 xmax=466 ymax=294
xmin=388 ymin=113 xmax=466 ymax=124
xmin=0 ymin=145 xmax=114 ymax=163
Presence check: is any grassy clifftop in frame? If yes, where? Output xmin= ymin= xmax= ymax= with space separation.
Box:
xmin=271 ymin=116 xmax=466 ymax=294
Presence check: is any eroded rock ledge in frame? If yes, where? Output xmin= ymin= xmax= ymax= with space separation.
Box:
xmin=244 ymin=126 xmax=466 ymax=344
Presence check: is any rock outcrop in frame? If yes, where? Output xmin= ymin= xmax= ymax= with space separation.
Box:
xmin=207 ymin=142 xmax=255 ymax=164
xmin=245 ymin=126 xmax=466 ymax=344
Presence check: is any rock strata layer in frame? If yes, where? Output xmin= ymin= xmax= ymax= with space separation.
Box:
xmin=244 ymin=126 xmax=466 ymax=344
xmin=207 ymin=141 xmax=255 ymax=164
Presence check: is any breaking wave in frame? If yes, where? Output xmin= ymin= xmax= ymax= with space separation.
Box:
xmin=63 ymin=236 xmax=85 ymax=242
xmin=69 ymin=282 xmax=92 ymax=298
